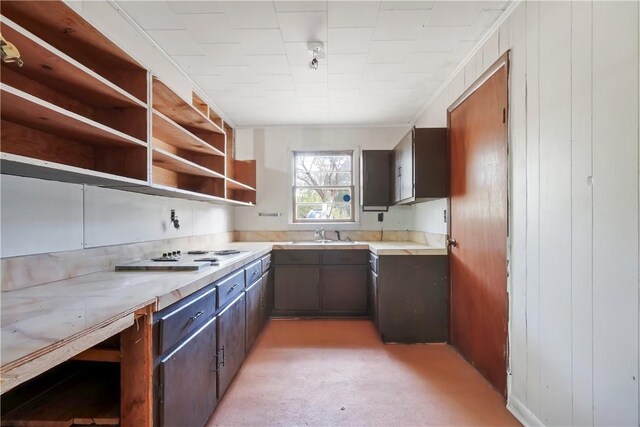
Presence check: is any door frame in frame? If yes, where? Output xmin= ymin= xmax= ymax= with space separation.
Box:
xmin=445 ymin=50 xmax=511 ymax=395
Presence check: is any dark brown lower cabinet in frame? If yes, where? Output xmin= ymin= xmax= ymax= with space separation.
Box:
xmin=375 ymin=255 xmax=448 ymax=343
xmin=321 ymin=265 xmax=367 ymax=313
xmin=262 ymin=269 xmax=273 ymax=323
xmin=159 ymin=317 xmax=217 ymax=427
xmin=367 ymin=268 xmax=378 ymax=328
xmin=274 ymin=266 xmax=320 ymax=312
xmin=245 ymin=278 xmax=264 ymax=351
xmin=217 ymin=293 xmax=246 ymax=398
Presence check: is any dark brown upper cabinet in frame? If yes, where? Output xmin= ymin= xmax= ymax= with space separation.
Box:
xmin=360 ymin=150 xmax=391 ymax=211
xmin=391 ymin=127 xmax=447 ymax=205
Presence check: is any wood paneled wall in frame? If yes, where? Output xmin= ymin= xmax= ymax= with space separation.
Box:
xmin=415 ymin=1 xmax=639 ymax=425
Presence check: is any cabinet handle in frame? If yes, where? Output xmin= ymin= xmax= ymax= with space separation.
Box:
xmin=189 ymin=310 xmax=205 ymax=322
xmin=214 ymin=346 xmax=225 ymax=372
xmin=227 ymin=284 xmax=238 ymax=294
xmin=251 ymin=270 xmax=258 ymax=279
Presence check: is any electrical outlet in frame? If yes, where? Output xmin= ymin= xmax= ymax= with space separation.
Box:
xmin=443 ymin=209 xmax=447 ymax=223
xmin=378 ymin=212 xmax=384 ymax=222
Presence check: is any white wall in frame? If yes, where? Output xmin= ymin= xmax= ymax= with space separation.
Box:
xmin=234 ymin=126 xmax=414 ymax=231
xmin=413 ymin=1 xmax=640 ymax=425
xmin=0 ymin=175 xmax=233 ymax=258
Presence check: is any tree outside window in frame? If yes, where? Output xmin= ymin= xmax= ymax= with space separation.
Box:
xmin=293 ymin=151 xmax=355 ymax=223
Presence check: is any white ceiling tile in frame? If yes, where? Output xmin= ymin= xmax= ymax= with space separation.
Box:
xmin=414 ymin=26 xmax=468 ymax=53
xmin=373 ymin=10 xmax=430 ymax=41
xmin=462 ymin=10 xmax=503 ymax=41
xmin=360 ymin=80 xmax=396 ymax=95
xmin=167 ymin=1 xmax=224 ymax=14
xmin=404 ymin=52 xmax=449 ymax=72
xmin=274 ymin=1 xmax=327 ymax=12
xmin=295 ymin=83 xmax=328 ymax=97
xmin=425 ymin=1 xmax=485 ymax=27
xmin=482 ymin=1 xmax=511 ymax=11
xmin=367 ymin=40 xmax=415 ymax=64
xmin=290 ymin=65 xmax=328 ymax=83
xmin=256 ymin=74 xmax=296 ymax=90
xmin=329 ymin=54 xmax=368 ymax=74
xmin=277 ymin=12 xmax=327 ymax=42
xmin=363 ymin=63 xmax=403 ymax=81
xmin=191 ymin=74 xmax=224 ymax=90
xmin=222 ymin=2 xmax=280 ymax=29
xmin=444 ymin=40 xmax=477 ymax=67
xmin=329 ymin=89 xmax=360 ymax=102
xmin=120 ymin=2 xmax=185 ymax=30
xmin=184 ymin=14 xmax=236 ymax=43
xmin=196 ymin=44 xmax=248 ymax=65
xmin=328 ymin=1 xmax=381 ymax=28
xmin=171 ymin=55 xmax=220 ymax=74
xmin=328 ymin=74 xmax=364 ymax=90
xmin=263 ymin=90 xmax=299 ymax=103
xmin=284 ymin=42 xmax=317 ymax=66
xmin=394 ymin=72 xmax=437 ymax=89
xmin=146 ymin=30 xmax=203 ymax=55
xmin=380 ymin=1 xmax=435 ymax=10
xmin=246 ymin=55 xmax=291 ymax=75
xmin=298 ymin=96 xmax=328 ymax=108
xmin=328 ymin=28 xmax=374 ymax=54
xmin=217 ymin=66 xmax=259 ymax=84
xmin=235 ymin=29 xmax=285 ymax=54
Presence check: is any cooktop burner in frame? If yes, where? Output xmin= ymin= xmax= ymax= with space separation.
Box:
xmin=194 ymin=257 xmax=219 ymax=263
xmin=213 ymin=250 xmax=241 ymax=256
xmin=187 ymin=250 xmax=208 ymax=255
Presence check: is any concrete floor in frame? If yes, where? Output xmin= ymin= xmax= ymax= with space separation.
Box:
xmin=208 ymin=319 xmax=520 ymax=426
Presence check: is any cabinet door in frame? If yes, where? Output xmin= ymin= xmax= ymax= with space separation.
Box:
xmin=400 ymin=130 xmax=414 ymax=201
xmin=368 ymin=268 xmax=378 ymax=327
xmin=159 ymin=317 xmax=217 ymax=427
xmin=391 ymin=148 xmax=401 ymax=203
xmin=361 ymin=150 xmax=391 ymax=207
xmin=217 ymin=294 xmax=246 ymax=398
xmin=274 ymin=266 xmax=320 ymax=311
xmin=245 ymin=278 xmax=263 ymax=352
xmin=321 ymin=265 xmax=367 ymax=313
xmin=262 ymin=270 xmax=274 ymax=321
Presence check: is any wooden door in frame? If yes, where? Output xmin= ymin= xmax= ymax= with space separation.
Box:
xmin=217 ymin=294 xmax=246 ymax=398
xmin=159 ymin=317 xmax=217 ymax=427
xmin=448 ymin=54 xmax=509 ymax=397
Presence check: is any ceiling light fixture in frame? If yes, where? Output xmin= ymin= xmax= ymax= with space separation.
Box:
xmin=308 ymin=41 xmax=325 ymax=71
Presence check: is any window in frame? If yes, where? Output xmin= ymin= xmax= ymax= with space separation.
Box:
xmin=293 ymin=151 xmax=355 ymax=223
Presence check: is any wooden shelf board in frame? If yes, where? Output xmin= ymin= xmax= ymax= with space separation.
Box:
xmin=1 ymin=84 xmax=147 ymax=149
xmin=153 ymin=110 xmax=224 ymax=156
xmin=133 ymin=184 xmax=227 ymax=204
xmin=152 ymin=148 xmax=224 ymax=180
xmin=1 ymin=17 xmax=146 ymax=110
xmin=152 ymin=78 xmax=224 ymax=135
xmin=1 ymin=363 xmax=119 ymax=427
xmin=226 ymin=177 xmax=256 ymax=191
xmin=1 ymin=153 xmax=149 ymax=188
xmin=224 ymin=198 xmax=256 ymax=207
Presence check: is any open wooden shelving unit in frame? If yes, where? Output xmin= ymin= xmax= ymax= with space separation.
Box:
xmin=0 ymin=0 xmax=257 ymax=206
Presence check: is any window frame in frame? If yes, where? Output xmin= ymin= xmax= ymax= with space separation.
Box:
xmin=291 ymin=150 xmax=356 ymax=224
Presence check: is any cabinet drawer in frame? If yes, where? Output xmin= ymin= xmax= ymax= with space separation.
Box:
xmin=273 ymin=250 xmax=320 ymax=265
xmin=245 ymin=259 xmax=262 ymax=286
xmin=322 ymin=250 xmax=367 ymax=265
xmin=217 ymin=269 xmax=245 ymax=308
xmin=368 ymin=252 xmax=378 ymax=273
xmin=261 ymin=253 xmax=272 ymax=271
xmin=157 ymin=287 xmax=216 ymax=355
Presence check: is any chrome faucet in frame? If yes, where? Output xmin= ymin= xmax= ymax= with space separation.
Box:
xmin=314 ymin=228 xmax=326 ymax=241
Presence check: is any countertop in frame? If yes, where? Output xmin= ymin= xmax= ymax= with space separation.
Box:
xmin=0 ymin=241 xmax=445 ymax=392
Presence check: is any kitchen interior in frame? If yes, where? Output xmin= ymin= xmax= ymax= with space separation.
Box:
xmin=0 ymin=1 xmax=639 ymax=426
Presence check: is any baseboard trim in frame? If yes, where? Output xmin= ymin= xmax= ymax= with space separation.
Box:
xmin=507 ymin=395 xmax=544 ymax=427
